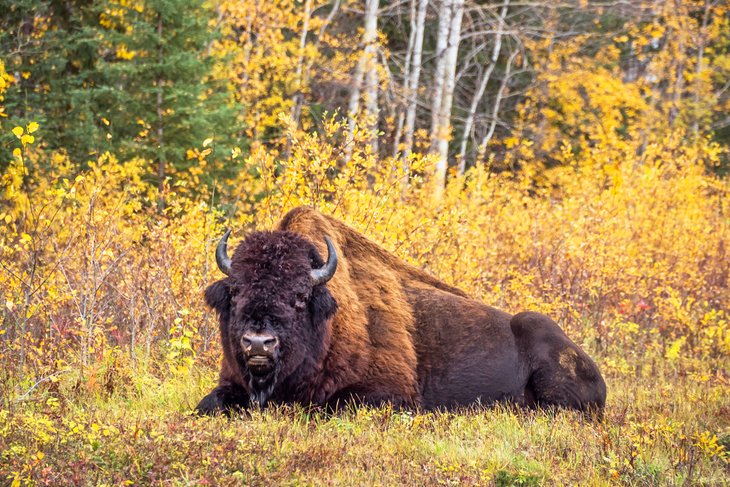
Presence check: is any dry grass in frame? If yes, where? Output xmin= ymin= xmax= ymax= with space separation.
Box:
xmin=2 ymin=362 xmax=728 ymax=486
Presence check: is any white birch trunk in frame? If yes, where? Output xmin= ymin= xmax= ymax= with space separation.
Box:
xmin=363 ymin=0 xmax=379 ymax=153
xmin=346 ymin=0 xmax=379 ymax=160
xmin=402 ymin=0 xmax=428 ymax=166
xmin=285 ymin=0 xmax=312 ymax=160
xmin=390 ymin=0 xmax=418 ymax=160
xmin=429 ymin=0 xmax=452 ymax=141
xmin=457 ymin=0 xmax=509 ymax=174
xmin=478 ymin=48 xmax=517 ymax=156
xmin=432 ymin=0 xmax=464 ymax=198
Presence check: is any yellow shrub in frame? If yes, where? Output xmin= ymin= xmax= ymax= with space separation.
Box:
xmin=1 ymin=114 xmax=728 ymax=382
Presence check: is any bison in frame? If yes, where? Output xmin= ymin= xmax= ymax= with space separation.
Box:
xmin=196 ymin=207 xmax=606 ymax=415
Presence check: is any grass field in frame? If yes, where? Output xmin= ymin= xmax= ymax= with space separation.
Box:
xmin=2 ymin=361 xmax=728 ymax=486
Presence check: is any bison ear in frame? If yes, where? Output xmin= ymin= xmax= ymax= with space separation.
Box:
xmin=205 ymin=280 xmax=232 ymax=316
xmin=309 ymin=286 xmax=337 ymax=329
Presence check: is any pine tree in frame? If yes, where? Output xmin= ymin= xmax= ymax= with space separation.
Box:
xmin=95 ymin=0 xmax=239 ymax=195
xmin=0 ymin=0 xmax=106 ymax=168
xmin=0 ymin=0 xmax=240 ymax=191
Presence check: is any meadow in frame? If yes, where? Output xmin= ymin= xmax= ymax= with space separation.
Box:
xmin=1 ymin=371 xmax=728 ymax=485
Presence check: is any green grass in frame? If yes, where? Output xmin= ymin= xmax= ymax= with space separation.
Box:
xmin=1 ymin=365 xmax=728 ymax=486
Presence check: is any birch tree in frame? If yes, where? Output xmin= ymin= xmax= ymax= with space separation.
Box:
xmin=429 ymin=0 xmax=452 ymax=143
xmin=477 ymin=48 xmax=517 ymax=158
xmin=431 ymin=0 xmax=464 ymax=197
xmin=391 ymin=0 xmax=417 ymax=160
xmin=285 ymin=0 xmax=312 ymax=160
xmin=346 ymin=0 xmax=380 ymax=159
xmin=290 ymin=0 xmax=313 ymax=130
xmin=400 ymin=0 xmax=428 ymax=168
xmin=457 ymin=0 xmax=509 ymax=174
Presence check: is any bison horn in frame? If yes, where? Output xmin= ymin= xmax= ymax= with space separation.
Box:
xmin=215 ymin=229 xmax=233 ymax=276
xmin=310 ymin=236 xmax=337 ymax=286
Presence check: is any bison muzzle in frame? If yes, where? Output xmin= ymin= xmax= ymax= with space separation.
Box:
xmin=196 ymin=207 xmax=607 ymax=416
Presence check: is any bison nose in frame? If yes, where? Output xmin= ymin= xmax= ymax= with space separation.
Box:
xmin=241 ymin=333 xmax=279 ymax=356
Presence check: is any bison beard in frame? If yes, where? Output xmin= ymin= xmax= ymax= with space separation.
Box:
xmin=249 ymin=375 xmax=277 ymax=408
xmin=242 ymin=350 xmax=278 ymax=407
xmin=196 ymin=207 xmax=607 ymax=416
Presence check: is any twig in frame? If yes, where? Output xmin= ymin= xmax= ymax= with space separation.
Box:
xmin=15 ymin=369 xmax=72 ymax=402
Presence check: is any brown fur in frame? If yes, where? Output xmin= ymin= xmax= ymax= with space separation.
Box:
xmin=196 ymin=207 xmax=606 ymax=415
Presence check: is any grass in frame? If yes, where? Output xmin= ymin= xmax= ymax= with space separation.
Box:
xmin=1 ymin=361 xmax=728 ymax=486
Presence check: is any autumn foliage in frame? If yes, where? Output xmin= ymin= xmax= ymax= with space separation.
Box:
xmin=1 ymin=0 xmax=729 ymax=484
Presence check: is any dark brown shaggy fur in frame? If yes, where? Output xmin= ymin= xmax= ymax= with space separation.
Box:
xmin=196 ymin=207 xmax=606 ymax=415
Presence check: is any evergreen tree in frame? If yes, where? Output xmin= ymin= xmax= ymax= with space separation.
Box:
xmin=95 ymin=0 xmax=239 ymax=193
xmin=0 ymin=0 xmax=106 ymax=168
xmin=0 ymin=0 xmax=240 ymax=191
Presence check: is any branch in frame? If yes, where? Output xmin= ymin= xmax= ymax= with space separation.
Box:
xmin=15 ymin=369 xmax=72 ymax=402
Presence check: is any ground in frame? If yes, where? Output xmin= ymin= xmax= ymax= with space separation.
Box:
xmin=1 ymin=365 xmax=728 ymax=486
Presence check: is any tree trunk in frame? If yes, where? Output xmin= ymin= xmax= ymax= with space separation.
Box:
xmin=478 ymin=48 xmax=517 ymax=155
xmin=363 ymin=0 xmax=379 ymax=154
xmin=457 ymin=0 xmax=509 ymax=174
xmin=346 ymin=0 xmax=380 ymax=160
xmin=432 ymin=0 xmax=463 ymax=198
xmin=429 ymin=0 xmax=451 ymax=142
xmin=390 ymin=0 xmax=418 ymax=160
xmin=156 ymin=15 xmax=165 ymax=210
xmin=692 ymin=0 xmax=711 ymax=137
xmin=285 ymin=0 xmax=312 ymax=160
xmin=401 ymin=0 xmax=428 ymax=171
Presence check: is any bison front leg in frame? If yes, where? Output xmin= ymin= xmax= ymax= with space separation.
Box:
xmin=195 ymin=382 xmax=250 ymax=416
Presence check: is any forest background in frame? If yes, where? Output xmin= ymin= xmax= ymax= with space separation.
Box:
xmin=1 ymin=0 xmax=729 ymax=484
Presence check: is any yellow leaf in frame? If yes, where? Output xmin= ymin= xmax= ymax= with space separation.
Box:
xmin=202 ymin=137 xmax=213 ymax=147
xmin=665 ymin=337 xmax=686 ymax=361
xmin=27 ymin=121 xmax=39 ymax=133
xmin=12 ymin=126 xmax=23 ymax=138
xmin=116 ymin=45 xmax=136 ymax=60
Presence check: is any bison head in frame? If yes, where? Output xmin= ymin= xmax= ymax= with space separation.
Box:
xmin=205 ymin=230 xmax=338 ymax=406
